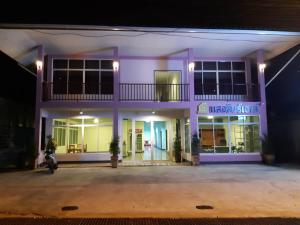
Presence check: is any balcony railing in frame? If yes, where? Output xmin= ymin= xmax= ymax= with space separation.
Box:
xmin=194 ymin=83 xmax=259 ymax=101
xmin=43 ymin=82 xmax=114 ymax=101
xmin=119 ymin=83 xmax=190 ymax=101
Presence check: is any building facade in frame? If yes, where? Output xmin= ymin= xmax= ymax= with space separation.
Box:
xmin=34 ymin=45 xmax=268 ymax=164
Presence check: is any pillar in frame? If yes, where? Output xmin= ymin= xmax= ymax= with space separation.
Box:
xmin=132 ymin=119 xmax=136 ymax=160
xmin=188 ymin=48 xmax=198 ymax=136
xmin=257 ymin=50 xmax=268 ymax=137
xmin=34 ymin=45 xmax=44 ymax=167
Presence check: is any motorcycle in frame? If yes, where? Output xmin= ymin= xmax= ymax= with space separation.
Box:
xmin=45 ymin=148 xmax=58 ymax=174
xmin=45 ymin=135 xmax=58 ymax=174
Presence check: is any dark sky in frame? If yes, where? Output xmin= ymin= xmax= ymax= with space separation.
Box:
xmin=1 ymin=0 xmax=300 ymax=31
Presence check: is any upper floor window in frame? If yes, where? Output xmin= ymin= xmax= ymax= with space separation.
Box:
xmin=194 ymin=61 xmax=246 ymax=95
xmin=52 ymin=59 xmax=114 ymax=95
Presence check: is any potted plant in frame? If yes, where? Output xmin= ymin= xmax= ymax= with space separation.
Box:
xmin=261 ymin=135 xmax=275 ymax=165
xmin=191 ymin=133 xmax=200 ymax=166
xmin=174 ymin=132 xmax=182 ymax=163
xmin=109 ymin=137 xmax=120 ymax=168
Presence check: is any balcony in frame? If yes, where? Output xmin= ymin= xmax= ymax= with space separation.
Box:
xmin=43 ymin=82 xmax=114 ymax=101
xmin=194 ymin=83 xmax=260 ymax=101
xmin=119 ymin=83 xmax=190 ymax=101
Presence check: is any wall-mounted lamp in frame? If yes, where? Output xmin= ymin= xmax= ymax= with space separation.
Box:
xmin=36 ymin=60 xmax=43 ymax=71
xmin=259 ymin=63 xmax=266 ymax=73
xmin=113 ymin=61 xmax=119 ymax=72
xmin=188 ymin=62 xmax=195 ymax=72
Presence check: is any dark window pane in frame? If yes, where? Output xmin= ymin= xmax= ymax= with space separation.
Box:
xmin=194 ymin=62 xmax=202 ymax=70
xmin=69 ymin=71 xmax=83 ymax=94
xmin=218 ymin=61 xmax=231 ymax=70
xmin=85 ymin=60 xmax=99 ymax=69
xmin=194 ymin=72 xmax=203 ymax=95
xmin=203 ymin=61 xmax=216 ymax=70
xmin=101 ymin=71 xmax=114 ymax=94
xmin=232 ymin=72 xmax=246 ymax=84
xmin=219 ymin=72 xmax=232 ymax=94
xmin=53 ymin=71 xmax=67 ymax=94
xmin=69 ymin=60 xmax=83 ymax=69
xmin=53 ymin=59 xmax=68 ymax=69
xmin=233 ymin=72 xmax=246 ymax=94
xmin=203 ymin=72 xmax=217 ymax=94
xmin=232 ymin=62 xmax=245 ymax=70
xmin=85 ymin=71 xmax=99 ymax=94
xmin=101 ymin=60 xmax=113 ymax=69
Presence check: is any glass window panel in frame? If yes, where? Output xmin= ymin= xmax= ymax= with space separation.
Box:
xmin=218 ymin=61 xmax=231 ymax=70
xmin=214 ymin=116 xmax=229 ymax=123
xmin=244 ymin=124 xmax=261 ymax=152
xmin=198 ymin=116 xmax=213 ymax=123
xmin=69 ymin=60 xmax=83 ymax=69
xmin=232 ymin=62 xmax=245 ymax=70
xmin=203 ymin=61 xmax=217 ymax=70
xmin=219 ymin=72 xmax=232 ymax=94
xmin=101 ymin=71 xmax=114 ymax=94
xmin=245 ymin=116 xmax=259 ymax=123
xmin=230 ymin=124 xmax=245 ymax=153
xmin=53 ymin=70 xmax=67 ymax=94
xmin=230 ymin=116 xmax=246 ymax=123
xmin=199 ymin=124 xmax=214 ymax=153
xmin=233 ymin=72 xmax=246 ymax=94
xmin=214 ymin=124 xmax=229 ymax=153
xmin=85 ymin=60 xmax=99 ymax=69
xmin=194 ymin=72 xmax=203 ymax=95
xmin=203 ymin=72 xmax=217 ymax=94
xmin=85 ymin=71 xmax=99 ymax=94
xmin=194 ymin=61 xmax=202 ymax=70
xmin=84 ymin=126 xmax=98 ymax=152
xmin=101 ymin=60 xmax=113 ymax=69
xmin=69 ymin=71 xmax=83 ymax=94
xmin=53 ymin=59 xmax=68 ymax=69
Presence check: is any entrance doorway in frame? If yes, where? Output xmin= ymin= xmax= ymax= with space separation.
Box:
xmin=154 ymin=70 xmax=181 ymax=101
xmin=122 ymin=119 xmax=170 ymax=162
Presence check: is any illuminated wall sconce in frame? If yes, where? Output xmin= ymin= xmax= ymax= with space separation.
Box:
xmin=113 ymin=61 xmax=119 ymax=72
xmin=259 ymin=63 xmax=266 ymax=73
xmin=188 ymin=62 xmax=195 ymax=72
xmin=36 ymin=60 xmax=43 ymax=71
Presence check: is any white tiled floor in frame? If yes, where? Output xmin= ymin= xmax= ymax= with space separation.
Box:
xmin=123 ymin=146 xmax=169 ymax=161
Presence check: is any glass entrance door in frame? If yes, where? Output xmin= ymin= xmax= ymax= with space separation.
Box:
xmin=122 ymin=119 xmax=170 ymax=162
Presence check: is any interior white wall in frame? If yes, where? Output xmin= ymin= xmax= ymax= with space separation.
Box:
xmin=120 ymin=59 xmax=184 ymax=83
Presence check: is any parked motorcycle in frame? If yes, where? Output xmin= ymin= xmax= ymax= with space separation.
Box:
xmin=45 ymin=135 xmax=58 ymax=174
xmin=45 ymin=148 xmax=58 ymax=174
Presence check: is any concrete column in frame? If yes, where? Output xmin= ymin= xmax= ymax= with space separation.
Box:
xmin=132 ymin=119 xmax=136 ymax=160
xmin=113 ymin=47 xmax=119 ymax=102
xmin=34 ymin=45 xmax=44 ymax=167
xmin=257 ymin=50 xmax=268 ymax=137
xmin=113 ymin=108 xmax=119 ymax=139
xmin=188 ymin=48 xmax=198 ymax=136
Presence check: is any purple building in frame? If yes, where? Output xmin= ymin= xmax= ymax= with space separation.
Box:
xmin=1 ymin=25 xmax=299 ymax=165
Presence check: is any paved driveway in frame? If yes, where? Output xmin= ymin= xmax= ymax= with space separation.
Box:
xmin=0 ymin=164 xmax=300 ymax=218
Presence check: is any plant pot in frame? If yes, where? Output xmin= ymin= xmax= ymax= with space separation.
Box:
xmin=111 ymin=155 xmax=118 ymax=168
xmin=191 ymin=154 xmax=200 ymax=166
xmin=262 ymin=153 xmax=275 ymax=165
xmin=175 ymin=151 xmax=182 ymax=163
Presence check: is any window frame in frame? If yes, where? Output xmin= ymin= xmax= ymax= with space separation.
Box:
xmin=52 ymin=58 xmax=114 ymax=95
xmin=193 ymin=60 xmax=247 ymax=96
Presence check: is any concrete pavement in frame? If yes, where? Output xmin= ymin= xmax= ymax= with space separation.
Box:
xmin=0 ymin=164 xmax=300 ymax=218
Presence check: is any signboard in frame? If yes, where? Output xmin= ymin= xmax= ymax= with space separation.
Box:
xmin=197 ymin=102 xmax=260 ymax=114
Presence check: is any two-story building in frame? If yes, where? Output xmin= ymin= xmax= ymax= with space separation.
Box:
xmin=1 ymin=25 xmax=299 ymax=165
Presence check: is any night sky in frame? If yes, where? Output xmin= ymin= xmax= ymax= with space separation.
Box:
xmin=1 ymin=0 xmax=300 ymax=31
